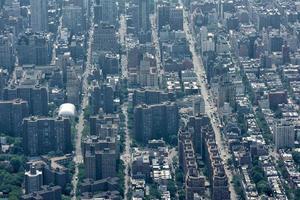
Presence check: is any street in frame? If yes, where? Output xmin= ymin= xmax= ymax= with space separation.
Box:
xmin=71 ymin=0 xmax=95 ymax=198
xmin=181 ymin=3 xmax=237 ymax=199
xmin=51 ymin=15 xmax=62 ymax=65
xmin=119 ymin=14 xmax=128 ymax=78
xmin=120 ymin=103 xmax=131 ymax=200
xmin=150 ymin=14 xmax=164 ymax=88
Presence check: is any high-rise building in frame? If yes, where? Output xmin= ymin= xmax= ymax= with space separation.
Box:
xmin=66 ymin=67 xmax=81 ymax=106
xmin=212 ymin=168 xmax=230 ymax=200
xmin=62 ymin=4 xmax=84 ymax=34
xmin=17 ymin=31 xmax=51 ymax=65
xmin=101 ymin=53 xmax=119 ymax=76
xmin=0 ymin=34 xmax=15 ymax=71
xmin=202 ymin=126 xmax=230 ymax=200
xmin=157 ymin=3 xmax=183 ymax=31
xmin=3 ymin=84 xmax=48 ymax=116
xmin=93 ymin=22 xmax=118 ymax=53
xmin=188 ymin=115 xmax=210 ymax=158
xmin=258 ymin=9 xmax=281 ymax=30
xmin=132 ymin=150 xmax=151 ymax=181
xmin=138 ymin=53 xmax=158 ymax=87
xmin=94 ymin=4 xmax=103 ymax=24
xmin=138 ymin=0 xmax=150 ymax=31
xmin=274 ymin=120 xmax=295 ymax=150
xmin=25 ymin=165 xmax=43 ymax=194
xmin=0 ymin=69 xmax=9 ymax=99
xmin=21 ymin=185 xmax=62 ymax=200
xmin=89 ymin=112 xmax=119 ymax=136
xmin=134 ymin=104 xmax=152 ymax=142
xmin=96 ymin=0 xmax=117 ymax=25
xmin=30 ymin=0 xmax=48 ymax=32
xmin=178 ymin=128 xmax=206 ymax=199
xmin=23 ymin=116 xmax=72 ymax=156
xmin=134 ymin=102 xmax=179 ymax=143
xmin=169 ymin=6 xmax=183 ymax=31
xmin=84 ymin=147 xmax=117 ymax=180
xmin=85 ymin=146 xmax=97 ymax=180
xmin=3 ymin=0 xmax=21 ymax=18
xmin=126 ymin=4 xmax=139 ymax=35
xmin=127 ymin=41 xmax=142 ymax=69
xmin=132 ymin=88 xmax=173 ymax=106
xmin=90 ymin=82 xmax=114 ymax=114
xmin=193 ymin=95 xmax=205 ymax=115
xmin=186 ymin=169 xmax=205 ymax=200
xmin=83 ymin=135 xmax=118 ymax=155
xmin=0 ymin=99 xmax=29 ymax=136
xmin=157 ymin=3 xmax=170 ymax=31
xmin=138 ymin=0 xmax=151 ymax=43
xmin=282 ymin=42 xmax=290 ymax=64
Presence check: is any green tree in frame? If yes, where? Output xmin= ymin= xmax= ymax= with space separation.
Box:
xmin=167 ymin=180 xmax=177 ymax=198
xmin=10 ymin=156 xmax=22 ymax=173
xmin=295 ymin=189 xmax=300 ymax=197
xmin=178 ymin=189 xmax=185 ymax=200
xmin=292 ymin=151 xmax=300 ymax=165
xmin=149 ymin=184 xmax=160 ymax=199
xmin=175 ymin=169 xmax=184 ymax=184
xmin=252 ymin=171 xmax=263 ymax=183
xmin=257 ymin=180 xmax=272 ymax=195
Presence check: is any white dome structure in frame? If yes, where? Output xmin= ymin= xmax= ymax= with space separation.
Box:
xmin=58 ymin=103 xmax=76 ymax=117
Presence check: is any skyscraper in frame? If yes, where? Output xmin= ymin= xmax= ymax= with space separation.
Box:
xmin=193 ymin=95 xmax=205 ymax=115
xmin=25 ymin=165 xmax=43 ymax=194
xmin=93 ymin=22 xmax=118 ymax=53
xmin=3 ymin=84 xmax=49 ymax=116
xmin=84 ymin=146 xmax=117 ymax=180
xmin=97 ymin=0 xmax=117 ymax=25
xmin=17 ymin=32 xmax=51 ymax=65
xmin=0 ymin=99 xmax=29 ymax=136
xmin=0 ymin=34 xmax=15 ymax=71
xmin=23 ymin=116 xmax=72 ymax=156
xmin=138 ymin=0 xmax=151 ymax=43
xmin=62 ymin=4 xmax=84 ymax=34
xmin=30 ymin=0 xmax=48 ymax=32
xmin=274 ymin=120 xmax=295 ymax=150
xmin=134 ymin=102 xmax=179 ymax=143
xmin=138 ymin=0 xmax=150 ymax=31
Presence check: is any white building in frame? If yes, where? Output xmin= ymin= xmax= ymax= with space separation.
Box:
xmin=58 ymin=103 xmax=76 ymax=117
xmin=274 ymin=120 xmax=295 ymax=150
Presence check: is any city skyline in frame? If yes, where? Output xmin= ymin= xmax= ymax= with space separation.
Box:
xmin=0 ymin=0 xmax=300 ymax=199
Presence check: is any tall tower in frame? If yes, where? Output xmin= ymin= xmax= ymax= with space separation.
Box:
xmin=30 ymin=0 xmax=48 ymax=32
xmin=25 ymin=165 xmax=43 ymax=194
xmin=0 ymin=34 xmax=15 ymax=71
xmin=97 ymin=0 xmax=117 ymax=25
xmin=274 ymin=120 xmax=295 ymax=150
xmin=138 ymin=0 xmax=150 ymax=32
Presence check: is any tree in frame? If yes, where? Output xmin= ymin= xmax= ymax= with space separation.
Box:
xmin=8 ymin=186 xmax=22 ymax=200
xmin=83 ymin=106 xmax=92 ymax=120
xmin=233 ymin=175 xmax=244 ymax=199
xmin=257 ymin=180 xmax=272 ymax=195
xmin=167 ymin=180 xmax=177 ymax=198
xmin=78 ymin=164 xmax=85 ymax=182
xmin=295 ymin=189 xmax=300 ymax=197
xmin=178 ymin=189 xmax=185 ymax=200
xmin=10 ymin=156 xmax=22 ymax=173
xmin=149 ymin=184 xmax=160 ymax=199
xmin=175 ymin=169 xmax=184 ymax=184
xmin=252 ymin=171 xmax=263 ymax=184
xmin=292 ymin=151 xmax=300 ymax=165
